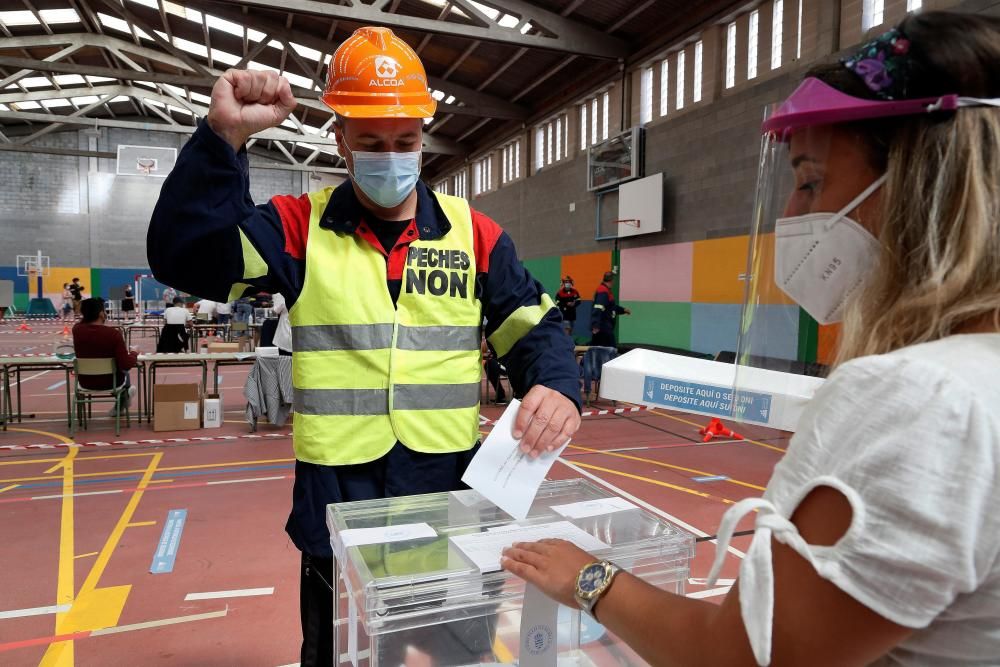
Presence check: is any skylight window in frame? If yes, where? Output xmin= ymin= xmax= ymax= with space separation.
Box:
xmin=22 ymin=77 xmax=54 ymax=88
xmin=520 ymin=22 xmax=532 ymax=34
xmin=206 ymin=14 xmax=245 ymax=37
xmin=283 ymin=72 xmax=316 ymax=90
xmin=87 ymin=76 xmax=116 ymax=84
xmin=290 ymin=43 xmax=322 ymax=61
xmin=144 ymin=98 xmax=166 ymax=109
xmin=212 ymin=50 xmax=241 ymax=67
xmin=41 ymin=9 xmax=81 ymax=24
xmin=70 ymin=96 xmax=101 ymax=105
xmin=163 ymin=2 xmax=201 ymax=24
xmin=13 ymin=101 xmax=42 ymax=110
xmin=248 ymin=61 xmax=280 ymax=74
xmin=431 ymin=90 xmax=445 ymax=101
xmin=190 ymin=91 xmax=212 ymax=104
xmin=111 ymin=96 xmax=131 ymax=103
xmin=97 ymin=12 xmax=131 ymax=34
xmin=469 ymin=1 xmax=500 ymax=20
xmin=445 ymin=95 xmax=456 ymax=105
xmin=498 ymin=14 xmax=519 ymax=28
xmin=41 ymin=99 xmax=73 ymax=109
xmin=0 ymin=11 xmax=38 ymax=26
xmin=54 ymin=75 xmax=87 ymax=86
xmin=0 ymin=9 xmax=80 ymax=25
xmin=126 ymin=0 xmax=158 ymax=8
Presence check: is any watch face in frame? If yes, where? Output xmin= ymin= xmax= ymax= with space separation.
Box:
xmin=578 ymin=563 xmax=607 ymax=594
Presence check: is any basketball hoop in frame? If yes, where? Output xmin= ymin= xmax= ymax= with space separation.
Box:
xmin=613 ymin=219 xmax=641 ymax=229
xmin=136 ymin=157 xmax=157 ymax=176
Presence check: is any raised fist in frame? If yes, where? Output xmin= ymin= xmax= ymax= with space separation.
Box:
xmin=206 ymin=69 xmax=297 ymax=151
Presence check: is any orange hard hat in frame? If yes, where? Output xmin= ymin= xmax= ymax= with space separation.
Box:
xmin=322 ymin=27 xmax=437 ymax=119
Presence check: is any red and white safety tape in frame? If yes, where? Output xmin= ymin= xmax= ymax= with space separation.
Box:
xmin=0 ymin=431 xmax=292 ymax=451
xmin=478 ymin=404 xmax=647 ymax=426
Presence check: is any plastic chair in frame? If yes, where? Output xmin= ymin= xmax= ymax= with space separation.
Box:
xmin=229 ymin=321 xmax=249 ymax=344
xmin=72 ymin=358 xmax=130 ymax=437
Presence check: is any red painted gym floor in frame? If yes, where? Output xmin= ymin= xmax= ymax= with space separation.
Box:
xmin=0 ymin=321 xmax=790 ymax=666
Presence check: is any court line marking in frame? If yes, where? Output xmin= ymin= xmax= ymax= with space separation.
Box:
xmin=184 ymin=588 xmax=274 ymax=601
xmin=41 ymin=443 xmax=78 ymax=665
xmin=0 ymin=457 xmax=296 ymax=484
xmin=0 ymin=604 xmax=71 ymax=620
xmin=46 ymin=380 xmax=67 ymax=391
xmin=206 ymin=476 xmax=285 ymax=486
xmin=0 ymin=484 xmax=18 ymax=493
xmin=567 ymin=444 xmax=766 ymax=492
xmin=31 ymin=489 xmax=123 ymax=501
xmin=90 ymin=607 xmax=228 ymax=636
xmin=74 ymin=552 xmax=99 ymax=560
xmin=126 ymin=520 xmax=157 ymax=527
xmin=0 ymin=608 xmax=230 ymax=652
xmin=556 ymin=458 xmax=746 ymax=560
xmin=687 ymin=586 xmax=732 ymax=599
xmin=571 ymin=461 xmax=738 ymax=506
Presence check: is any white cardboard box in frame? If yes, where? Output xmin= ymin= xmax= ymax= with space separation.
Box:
xmin=599 ymin=349 xmax=825 ymax=432
xmin=203 ymin=394 xmax=222 ymax=428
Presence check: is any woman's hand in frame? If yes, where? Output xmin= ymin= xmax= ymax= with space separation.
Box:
xmin=501 ymin=539 xmax=596 ymax=608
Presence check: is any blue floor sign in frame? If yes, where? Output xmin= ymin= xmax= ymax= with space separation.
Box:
xmin=642 ymin=376 xmax=773 ymax=424
xmin=150 ymin=509 xmax=187 ymax=574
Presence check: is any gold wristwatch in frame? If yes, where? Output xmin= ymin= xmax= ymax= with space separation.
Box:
xmin=573 ymin=560 xmax=621 ymax=619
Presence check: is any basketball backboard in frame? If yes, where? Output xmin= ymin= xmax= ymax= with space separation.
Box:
xmin=617 ymin=173 xmax=664 ymax=238
xmin=587 ymin=127 xmax=644 ymax=192
xmin=117 ymin=145 xmax=177 ymax=177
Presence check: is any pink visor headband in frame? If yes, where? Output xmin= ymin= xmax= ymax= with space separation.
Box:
xmin=762 ymin=77 xmax=963 ymax=138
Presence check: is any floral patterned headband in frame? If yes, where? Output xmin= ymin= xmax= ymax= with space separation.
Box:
xmin=841 ymin=28 xmax=914 ymax=100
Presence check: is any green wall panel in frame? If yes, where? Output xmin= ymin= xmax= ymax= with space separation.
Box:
xmin=521 ymin=255 xmax=562 ymax=297
xmin=618 ymin=301 xmax=692 ymax=351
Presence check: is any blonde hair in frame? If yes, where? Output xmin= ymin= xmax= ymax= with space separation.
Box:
xmin=819 ymin=11 xmax=1000 ymax=365
xmin=836 ymin=107 xmax=1000 ymax=364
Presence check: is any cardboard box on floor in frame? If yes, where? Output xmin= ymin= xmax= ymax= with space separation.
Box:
xmin=154 ymin=383 xmax=202 ymax=432
xmin=207 ymin=342 xmax=240 ymax=353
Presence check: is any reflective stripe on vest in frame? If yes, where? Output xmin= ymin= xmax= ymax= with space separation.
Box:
xmin=289 ymin=188 xmax=482 ymax=466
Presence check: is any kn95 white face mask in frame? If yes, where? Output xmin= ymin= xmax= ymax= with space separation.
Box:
xmin=774 ymin=174 xmax=886 ymax=325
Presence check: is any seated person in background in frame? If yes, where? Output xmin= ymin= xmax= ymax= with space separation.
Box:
xmin=158 ymin=297 xmax=192 ymax=353
xmin=73 ymin=298 xmax=138 ymax=412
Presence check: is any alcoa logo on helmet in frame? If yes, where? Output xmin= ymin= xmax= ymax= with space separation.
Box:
xmin=371 ymin=55 xmax=403 ymax=86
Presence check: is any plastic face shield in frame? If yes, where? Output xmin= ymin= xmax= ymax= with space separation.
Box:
xmin=730 ymin=83 xmax=887 ymax=423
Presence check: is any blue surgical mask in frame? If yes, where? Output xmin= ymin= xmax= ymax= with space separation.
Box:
xmin=344 ymin=138 xmax=422 ymax=209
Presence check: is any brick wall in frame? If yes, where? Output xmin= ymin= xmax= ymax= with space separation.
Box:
xmin=0 ymin=127 xmax=316 ymax=268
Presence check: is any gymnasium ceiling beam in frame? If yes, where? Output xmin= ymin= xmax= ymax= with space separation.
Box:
xmin=201 ymin=0 xmax=629 ymax=58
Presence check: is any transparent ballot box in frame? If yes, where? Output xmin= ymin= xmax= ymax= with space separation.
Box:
xmin=327 ymin=479 xmax=695 ymax=666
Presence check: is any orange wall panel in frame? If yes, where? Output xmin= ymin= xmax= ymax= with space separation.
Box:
xmin=561 ymin=251 xmax=612 ymax=298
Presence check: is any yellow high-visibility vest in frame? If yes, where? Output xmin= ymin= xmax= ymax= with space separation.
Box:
xmin=289 ymin=189 xmax=482 ymax=466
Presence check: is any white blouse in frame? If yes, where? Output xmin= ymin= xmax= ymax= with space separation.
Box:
xmin=709 ymin=334 xmax=1000 ymax=665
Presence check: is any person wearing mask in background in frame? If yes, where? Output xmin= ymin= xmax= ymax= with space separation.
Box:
xmin=147 ymin=26 xmax=580 ymax=665
xmin=503 ymin=13 xmax=1000 ymax=666
xmin=60 ymin=283 xmax=73 ymax=321
xmin=162 ymin=285 xmax=177 ymax=310
xmin=121 ymin=284 xmax=135 ymax=321
xmin=158 ymin=296 xmax=192 ymax=353
xmin=555 ymin=275 xmax=581 ymax=336
xmin=590 ymin=271 xmax=629 ymax=347
xmin=69 ymin=277 xmax=85 ymax=317
xmin=73 ymin=298 xmax=138 ymax=415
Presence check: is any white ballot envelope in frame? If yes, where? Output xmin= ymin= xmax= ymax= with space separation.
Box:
xmin=462 ymin=399 xmax=569 ymax=520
